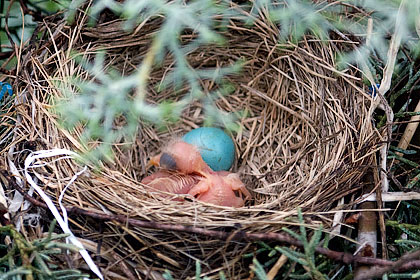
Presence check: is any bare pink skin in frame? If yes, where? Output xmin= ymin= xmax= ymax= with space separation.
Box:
xmin=146 ymin=140 xmax=251 ymax=207
xmin=188 ymin=172 xmax=251 ymax=207
xmin=149 ymin=140 xmax=212 ymax=175
xmin=141 ymin=170 xmax=200 ymax=196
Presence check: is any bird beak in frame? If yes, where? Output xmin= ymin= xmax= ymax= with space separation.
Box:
xmin=148 ymin=154 xmax=161 ymax=168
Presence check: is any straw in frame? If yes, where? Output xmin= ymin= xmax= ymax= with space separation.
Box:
xmin=3 ymin=6 xmax=381 ymax=278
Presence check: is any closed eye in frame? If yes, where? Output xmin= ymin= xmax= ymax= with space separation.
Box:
xmin=160 ymin=153 xmax=177 ymax=170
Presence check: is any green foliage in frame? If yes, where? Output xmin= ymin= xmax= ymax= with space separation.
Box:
xmin=388 ymin=144 xmax=420 ymax=190
xmin=0 ymin=1 xmax=70 ymax=56
xmin=53 ymin=0 xmax=244 ymax=162
xmin=336 ymin=0 xmax=419 ymax=79
xmin=1 ymin=0 xmax=420 ymax=278
xmin=254 ymin=0 xmax=332 ymax=42
xmin=28 ymin=0 xmax=71 ymax=14
xmin=388 ymin=273 xmax=420 ymax=279
xmin=1 ymin=1 xmax=419 ymax=160
xmin=275 ymin=209 xmax=327 ymax=280
xmin=0 ymin=220 xmax=89 ymax=279
xmin=243 ymin=209 xmax=349 ymax=279
xmin=385 ymin=221 xmax=420 ymax=279
xmin=0 ymin=1 xmax=33 ymax=46
xmin=251 ymin=257 xmax=269 ymax=280
xmin=386 ymin=120 xmax=420 ymax=279
xmin=386 ymin=126 xmax=420 ymax=276
xmin=47 ymin=0 xmax=420 ymax=162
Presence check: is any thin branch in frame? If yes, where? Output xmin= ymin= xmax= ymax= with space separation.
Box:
xmin=354 ymin=249 xmax=420 ymax=280
xmin=1 ymin=170 xmax=420 ymax=274
xmin=397 ymin=98 xmax=420 ymax=153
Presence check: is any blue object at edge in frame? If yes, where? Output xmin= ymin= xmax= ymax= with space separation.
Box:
xmin=0 ymin=82 xmax=13 ymax=100
xmin=368 ymin=83 xmax=380 ymax=98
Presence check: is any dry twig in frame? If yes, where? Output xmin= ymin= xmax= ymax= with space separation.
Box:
xmin=3 ymin=169 xmax=420 ymax=275
xmin=354 ymin=249 xmax=420 ymax=280
xmin=2 ymin=3 xmax=381 ymax=277
xmin=397 ymin=98 xmax=420 ymax=152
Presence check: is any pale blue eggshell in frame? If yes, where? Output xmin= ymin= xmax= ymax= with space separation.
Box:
xmin=182 ymin=127 xmax=235 ymax=171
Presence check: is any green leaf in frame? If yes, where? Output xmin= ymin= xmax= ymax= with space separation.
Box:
xmin=281 ymin=227 xmax=302 ymax=241
xmin=252 ymin=258 xmax=268 ymax=280
xmin=297 ymin=208 xmax=308 ymax=246
xmin=390 ymin=146 xmax=417 ymax=155
xmin=307 ymin=226 xmax=323 ymax=257
xmin=0 ymin=268 xmax=32 ymax=280
xmin=276 ymin=247 xmax=308 ymax=266
xmin=195 ymin=260 xmax=202 ymax=279
xmin=162 ymin=270 xmax=174 ymax=280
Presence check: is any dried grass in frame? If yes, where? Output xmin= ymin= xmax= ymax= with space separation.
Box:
xmin=2 ymin=5 xmax=381 ymax=279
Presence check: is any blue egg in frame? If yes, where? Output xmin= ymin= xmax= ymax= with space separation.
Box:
xmin=182 ymin=127 xmax=235 ymax=171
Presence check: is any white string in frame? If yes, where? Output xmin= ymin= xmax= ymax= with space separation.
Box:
xmin=59 ymin=165 xmax=88 ymax=231
xmin=24 ymin=149 xmax=104 ymax=280
xmin=8 ymin=146 xmax=25 ymax=214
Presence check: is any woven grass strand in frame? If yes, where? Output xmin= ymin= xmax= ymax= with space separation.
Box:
xmin=3 ymin=7 xmax=380 ymax=279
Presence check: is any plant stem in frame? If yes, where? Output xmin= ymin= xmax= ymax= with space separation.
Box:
xmin=3 ymin=169 xmax=420 ymax=274
xmin=386 ymin=221 xmax=420 ymax=231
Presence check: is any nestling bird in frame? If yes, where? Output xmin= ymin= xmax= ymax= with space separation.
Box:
xmin=149 ymin=140 xmax=212 ymax=176
xmin=141 ymin=170 xmax=200 ymax=197
xmin=143 ymin=140 xmax=251 ymax=207
xmin=188 ymin=171 xmax=251 ymax=207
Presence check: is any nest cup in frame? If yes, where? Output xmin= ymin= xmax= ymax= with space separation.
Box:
xmin=6 ymin=8 xmax=379 ymax=279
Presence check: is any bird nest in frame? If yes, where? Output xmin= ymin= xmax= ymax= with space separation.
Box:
xmin=3 ymin=7 xmax=381 ymax=280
